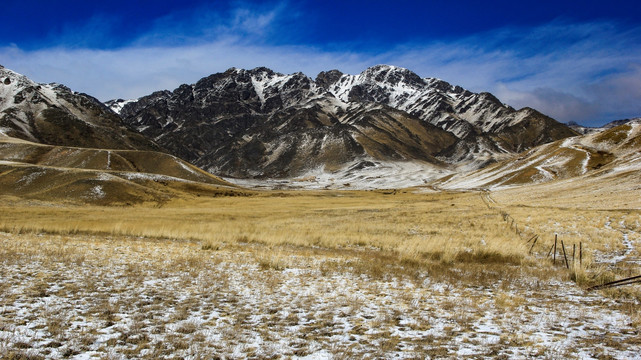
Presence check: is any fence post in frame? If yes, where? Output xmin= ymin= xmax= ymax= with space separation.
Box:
xmin=579 ymin=242 xmax=583 ymax=267
xmin=547 ymin=243 xmax=554 ymax=258
xmin=529 ymin=236 xmax=538 ymax=255
xmin=561 ymin=240 xmax=569 ymax=269
xmin=553 ymin=235 xmax=557 ymax=265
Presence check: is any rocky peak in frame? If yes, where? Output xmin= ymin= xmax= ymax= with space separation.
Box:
xmin=477 ymin=92 xmax=504 ymax=107
xmin=1 ymin=67 xmax=35 ymax=91
xmin=315 ymin=70 xmax=344 ymax=90
xmin=246 ymin=67 xmax=278 ymax=77
xmin=359 ymin=65 xmax=425 ymax=89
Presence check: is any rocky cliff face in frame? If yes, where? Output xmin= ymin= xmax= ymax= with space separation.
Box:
xmin=115 ymin=65 xmax=577 ymax=179
xmin=0 ymin=65 xmax=158 ymax=151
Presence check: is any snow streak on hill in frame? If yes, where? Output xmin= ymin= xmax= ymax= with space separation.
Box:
xmin=437 ymin=120 xmax=641 ymax=191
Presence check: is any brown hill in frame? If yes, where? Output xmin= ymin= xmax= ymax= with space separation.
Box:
xmin=434 ymin=121 xmax=641 ymax=191
xmin=0 ymin=136 xmax=242 ymax=205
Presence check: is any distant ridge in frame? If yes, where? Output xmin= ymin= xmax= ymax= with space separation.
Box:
xmin=568 ymin=118 xmax=639 ymax=135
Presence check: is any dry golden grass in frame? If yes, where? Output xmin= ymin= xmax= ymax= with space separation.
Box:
xmin=1 ymin=182 xmax=638 ymax=295
xmin=0 ymin=190 xmax=529 ymax=267
xmin=490 ymin=182 xmax=641 ymax=293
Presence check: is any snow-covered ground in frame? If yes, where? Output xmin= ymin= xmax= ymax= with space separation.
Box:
xmin=1 ymin=232 xmax=639 ymax=359
xmin=594 ymin=217 xmax=641 ymax=266
xmin=224 ymin=160 xmax=451 ymax=190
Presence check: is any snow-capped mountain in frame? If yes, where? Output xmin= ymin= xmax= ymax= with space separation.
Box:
xmin=115 ymin=65 xmax=576 ymax=182
xmin=0 ymin=65 xmax=157 ymax=150
xmin=317 ymin=65 xmax=575 ymax=151
xmin=105 ymin=98 xmax=137 ymax=114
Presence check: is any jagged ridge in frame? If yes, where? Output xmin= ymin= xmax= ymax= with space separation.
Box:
xmin=115 ymin=65 xmax=577 ymax=180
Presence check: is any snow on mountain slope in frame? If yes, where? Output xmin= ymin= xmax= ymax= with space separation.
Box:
xmin=318 ymin=65 xmax=574 ymax=144
xmin=436 ymin=120 xmax=641 ymax=190
xmin=117 ymin=65 xmax=576 ymax=182
xmin=0 ymin=65 xmax=157 ymax=151
xmin=105 ymin=98 xmax=136 ymax=114
xmin=225 ymin=160 xmax=451 ymax=190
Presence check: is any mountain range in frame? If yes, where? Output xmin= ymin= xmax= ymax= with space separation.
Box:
xmin=109 ymin=65 xmax=576 ymax=185
xmin=2 ymin=63 xmax=638 ymax=198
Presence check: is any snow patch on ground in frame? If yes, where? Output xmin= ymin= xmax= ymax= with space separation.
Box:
xmin=596 ymin=218 xmax=640 ymax=265
xmin=17 ymin=170 xmax=47 ymax=186
xmin=120 ymin=172 xmax=190 ymax=183
xmin=90 ymin=185 xmax=105 ymax=199
xmin=176 ymin=158 xmax=201 ymax=176
xmin=225 ymin=161 xmax=451 ymax=190
xmin=1 ymin=232 xmax=640 ymax=359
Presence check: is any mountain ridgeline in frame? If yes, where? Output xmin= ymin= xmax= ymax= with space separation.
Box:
xmin=0 ymin=66 xmax=158 ymax=151
xmin=111 ymin=65 xmax=577 ymax=179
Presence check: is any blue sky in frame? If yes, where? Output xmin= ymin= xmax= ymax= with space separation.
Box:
xmin=1 ymin=0 xmax=641 ymax=126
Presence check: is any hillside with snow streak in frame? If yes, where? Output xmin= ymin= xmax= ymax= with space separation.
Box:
xmin=0 ymin=65 xmax=157 ymax=151
xmin=436 ymin=120 xmax=641 ymax=190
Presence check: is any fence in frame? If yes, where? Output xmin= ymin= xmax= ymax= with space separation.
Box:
xmin=480 ymin=190 xmax=583 ymax=270
xmin=480 ymin=190 xmax=641 ymax=292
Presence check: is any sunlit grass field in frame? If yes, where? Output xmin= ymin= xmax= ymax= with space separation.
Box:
xmin=0 ymin=190 xmax=530 ymax=266
xmin=1 ymin=187 xmax=640 ymax=358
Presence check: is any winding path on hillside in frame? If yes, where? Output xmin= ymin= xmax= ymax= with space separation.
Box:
xmin=561 ymin=138 xmax=592 ymax=175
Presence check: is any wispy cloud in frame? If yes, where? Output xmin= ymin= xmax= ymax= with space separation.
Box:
xmin=1 ymin=3 xmax=640 ymax=126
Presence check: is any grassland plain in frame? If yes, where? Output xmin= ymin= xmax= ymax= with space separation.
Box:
xmin=1 ymin=188 xmax=640 ymax=359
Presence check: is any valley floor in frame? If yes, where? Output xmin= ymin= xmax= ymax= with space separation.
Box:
xmin=1 ymin=188 xmax=640 ymax=359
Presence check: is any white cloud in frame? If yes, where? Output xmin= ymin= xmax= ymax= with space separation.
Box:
xmin=1 ymin=11 xmax=640 ymax=126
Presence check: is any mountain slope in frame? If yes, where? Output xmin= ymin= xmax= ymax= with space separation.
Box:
xmin=0 ymin=135 xmax=238 ymax=205
xmin=115 ymin=65 xmax=576 ymax=181
xmin=0 ymin=65 xmax=158 ymax=151
xmin=319 ymin=65 xmax=576 ymax=149
xmin=435 ymin=120 xmax=641 ymax=190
